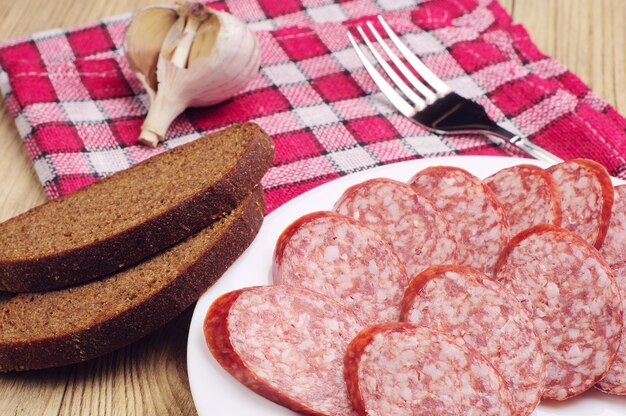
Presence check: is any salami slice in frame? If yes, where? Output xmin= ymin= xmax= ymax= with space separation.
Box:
xmin=204 ymin=285 xmax=364 ymax=416
xmin=596 ymin=261 xmax=626 ymax=395
xmin=484 ymin=164 xmax=562 ymax=236
xmin=409 ymin=166 xmax=510 ymax=275
xmin=600 ymin=185 xmax=626 ymax=265
xmin=494 ymin=225 xmax=623 ymax=400
xmin=273 ymin=212 xmax=408 ymax=325
xmin=400 ymin=265 xmax=545 ymax=415
xmin=334 ymin=178 xmax=457 ymax=276
xmin=344 ymin=322 xmax=514 ymax=416
xmin=547 ymin=159 xmax=614 ymax=248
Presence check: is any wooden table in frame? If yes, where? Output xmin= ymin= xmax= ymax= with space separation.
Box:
xmin=0 ymin=0 xmax=624 ymax=414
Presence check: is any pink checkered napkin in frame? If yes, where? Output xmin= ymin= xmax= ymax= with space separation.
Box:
xmin=0 ymin=0 xmax=625 ymax=213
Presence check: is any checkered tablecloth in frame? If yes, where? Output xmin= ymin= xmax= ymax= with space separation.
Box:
xmin=1 ymin=0 xmax=625 ymax=213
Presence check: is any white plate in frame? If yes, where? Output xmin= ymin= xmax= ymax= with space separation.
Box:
xmin=188 ymin=156 xmax=626 ymax=416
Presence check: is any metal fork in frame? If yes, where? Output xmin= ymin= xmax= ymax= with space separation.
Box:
xmin=347 ymin=16 xmax=563 ymax=164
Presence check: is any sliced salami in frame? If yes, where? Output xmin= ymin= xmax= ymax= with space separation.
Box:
xmin=484 ymin=164 xmax=562 ymax=236
xmin=400 ymin=265 xmax=545 ymax=415
xmin=494 ymin=225 xmax=623 ymax=400
xmin=344 ymin=322 xmax=514 ymax=416
xmin=547 ymin=159 xmax=614 ymax=248
xmin=600 ymin=185 xmax=626 ymax=265
xmin=273 ymin=212 xmax=408 ymax=325
xmin=204 ymin=285 xmax=364 ymax=416
xmin=409 ymin=166 xmax=510 ymax=275
xmin=596 ymin=261 xmax=626 ymax=395
xmin=334 ymin=178 xmax=457 ymax=276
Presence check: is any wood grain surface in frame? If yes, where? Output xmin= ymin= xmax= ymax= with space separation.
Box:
xmin=0 ymin=1 xmax=624 ymax=414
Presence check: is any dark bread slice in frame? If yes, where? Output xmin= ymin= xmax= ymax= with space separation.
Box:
xmin=0 ymin=187 xmax=264 ymax=372
xmin=0 ymin=123 xmax=274 ymax=292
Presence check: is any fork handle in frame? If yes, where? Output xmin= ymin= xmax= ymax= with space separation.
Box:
xmin=489 ymin=127 xmax=563 ymax=164
xmin=508 ymin=136 xmax=563 ymax=164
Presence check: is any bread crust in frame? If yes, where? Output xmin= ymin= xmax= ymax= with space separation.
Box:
xmin=0 ymin=188 xmax=265 ymax=372
xmin=0 ymin=123 xmax=274 ymax=292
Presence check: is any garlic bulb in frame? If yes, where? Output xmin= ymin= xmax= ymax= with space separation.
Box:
xmin=124 ymin=1 xmax=260 ymax=147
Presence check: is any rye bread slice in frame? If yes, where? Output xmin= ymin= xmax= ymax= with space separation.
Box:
xmin=0 ymin=123 xmax=274 ymax=292
xmin=0 ymin=187 xmax=264 ymax=372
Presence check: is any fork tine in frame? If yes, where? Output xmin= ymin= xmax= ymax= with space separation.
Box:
xmin=377 ymin=15 xmax=451 ymax=96
xmin=356 ymin=26 xmax=426 ymax=110
xmin=347 ymin=32 xmax=416 ymax=117
xmin=365 ymin=21 xmax=437 ymax=104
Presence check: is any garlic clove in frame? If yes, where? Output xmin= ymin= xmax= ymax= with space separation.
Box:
xmin=124 ymin=2 xmax=260 ymax=147
xmin=124 ymin=6 xmax=178 ymax=99
xmin=185 ymin=11 xmax=260 ymax=107
xmin=187 ymin=14 xmax=220 ymax=64
xmin=157 ymin=11 xmax=185 ymax=64
xmin=163 ymin=3 xmax=211 ymax=68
